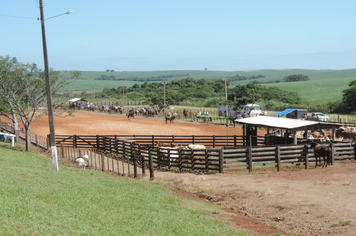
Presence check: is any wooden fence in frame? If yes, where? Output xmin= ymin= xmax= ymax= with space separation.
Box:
xmin=2 ymin=121 xmax=355 ymax=176
xmin=1 ymin=122 xmax=48 ymax=149
xmin=57 ymin=137 xmax=356 ymax=174
xmin=55 ymin=134 xmax=247 ymax=149
xmin=57 ymin=142 xmax=154 ymax=179
xmin=223 ymin=142 xmax=356 ymax=173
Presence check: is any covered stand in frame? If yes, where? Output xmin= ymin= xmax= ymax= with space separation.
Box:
xmin=235 ymin=116 xmax=342 ymax=145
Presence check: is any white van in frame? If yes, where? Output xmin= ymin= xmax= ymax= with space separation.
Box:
xmin=241 ymin=104 xmax=261 ymax=117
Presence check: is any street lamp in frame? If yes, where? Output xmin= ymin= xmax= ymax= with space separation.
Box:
xmin=162 ymin=82 xmax=167 ymax=117
xmin=39 ymin=0 xmax=73 ymax=171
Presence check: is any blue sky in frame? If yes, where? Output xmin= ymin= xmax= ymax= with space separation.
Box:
xmin=1 ymin=0 xmax=355 ymax=71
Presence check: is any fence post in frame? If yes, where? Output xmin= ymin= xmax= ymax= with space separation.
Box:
xmin=276 ymin=146 xmax=281 ymax=172
xmin=61 ymin=143 xmax=64 ymax=159
xmin=149 ymin=147 xmax=154 ymax=180
xmin=133 ymin=153 xmax=138 ymax=178
xmin=248 ymin=147 xmax=252 ymax=174
xmin=140 ymin=144 xmax=146 ymax=177
xmin=47 ymin=134 xmax=50 ymax=150
xmin=331 ymin=143 xmax=335 ymax=165
xmin=35 ymin=134 xmax=38 ymax=146
xmin=219 ymin=148 xmax=224 ymax=173
xmin=96 ymin=135 xmax=100 ymax=151
xmin=101 ymin=152 xmax=105 ymax=171
xmin=304 ymin=145 xmax=309 ymax=169
xmin=73 ymin=134 xmax=77 ymax=148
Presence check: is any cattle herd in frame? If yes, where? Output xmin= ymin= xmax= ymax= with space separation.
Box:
xmin=300 ymin=127 xmax=356 ymax=142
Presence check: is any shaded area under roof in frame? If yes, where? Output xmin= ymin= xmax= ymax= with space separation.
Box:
xmin=235 ymin=116 xmax=342 ymax=131
xmin=68 ymin=98 xmax=88 ymax=102
xmin=274 ymin=109 xmax=297 ymax=117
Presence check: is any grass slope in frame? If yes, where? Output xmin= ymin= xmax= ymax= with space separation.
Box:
xmin=0 ymin=144 xmax=244 ymax=236
xmin=265 ymin=76 xmax=356 ymax=104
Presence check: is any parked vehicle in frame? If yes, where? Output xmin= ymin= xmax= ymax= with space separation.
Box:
xmin=308 ymin=113 xmax=330 ymax=121
xmin=218 ymin=104 xmax=261 ymax=117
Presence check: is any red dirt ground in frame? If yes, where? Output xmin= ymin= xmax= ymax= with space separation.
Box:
xmin=3 ymin=111 xmax=356 ymax=235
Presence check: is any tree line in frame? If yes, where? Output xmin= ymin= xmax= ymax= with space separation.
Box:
xmin=97 ymin=77 xmax=304 ymax=113
xmin=95 ymin=73 xmax=190 ymax=82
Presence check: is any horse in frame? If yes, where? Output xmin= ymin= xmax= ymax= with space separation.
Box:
xmin=311 ymin=141 xmax=332 ymax=168
xmin=127 ymin=110 xmax=135 ymax=119
xmin=165 ymin=115 xmax=176 ymax=124
xmin=144 ymin=110 xmax=155 ymax=117
xmin=183 ymin=110 xmax=188 ymax=119
xmin=229 ymin=116 xmax=236 ymax=127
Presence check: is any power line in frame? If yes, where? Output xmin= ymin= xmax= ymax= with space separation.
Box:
xmin=0 ymin=13 xmax=37 ymax=20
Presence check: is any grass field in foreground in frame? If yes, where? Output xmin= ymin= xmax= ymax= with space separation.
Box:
xmin=0 ymin=143 xmax=245 ymax=236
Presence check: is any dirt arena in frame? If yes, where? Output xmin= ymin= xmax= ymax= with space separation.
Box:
xmin=3 ymin=111 xmax=356 ymax=235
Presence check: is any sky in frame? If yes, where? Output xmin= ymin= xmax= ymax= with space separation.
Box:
xmin=1 ymin=0 xmax=355 ymax=71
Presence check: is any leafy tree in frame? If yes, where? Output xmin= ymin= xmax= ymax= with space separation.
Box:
xmin=147 ymin=95 xmax=174 ymax=113
xmin=0 ymin=55 xmax=80 ymax=151
xmin=283 ymin=74 xmax=310 ymax=82
xmin=0 ymin=56 xmax=28 ymax=142
xmin=342 ymin=79 xmax=356 ymax=113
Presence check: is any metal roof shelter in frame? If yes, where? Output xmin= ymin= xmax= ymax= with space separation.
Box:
xmin=235 ymin=116 xmax=343 ymax=145
xmin=69 ymin=98 xmax=88 ymax=102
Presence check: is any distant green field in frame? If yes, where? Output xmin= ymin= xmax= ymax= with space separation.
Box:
xmin=265 ymin=76 xmax=356 ymax=104
xmin=61 ymin=69 xmax=356 ymax=105
xmin=60 ymin=79 xmax=141 ymax=92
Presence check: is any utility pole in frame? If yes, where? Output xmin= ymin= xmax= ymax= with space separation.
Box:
xmin=39 ymin=1 xmax=72 ymax=171
xmin=122 ymin=85 xmax=126 ymax=112
xmin=222 ymin=78 xmax=229 ymax=145
xmin=162 ymin=82 xmax=167 ymax=117
xmin=39 ymin=0 xmax=58 ymax=171
xmin=93 ymin=86 xmax=96 ymax=100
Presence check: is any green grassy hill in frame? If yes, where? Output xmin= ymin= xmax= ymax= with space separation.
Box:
xmin=0 ymin=144 xmax=242 ymax=235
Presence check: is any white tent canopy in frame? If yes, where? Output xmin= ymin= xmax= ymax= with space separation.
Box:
xmin=69 ymin=98 xmax=87 ymax=102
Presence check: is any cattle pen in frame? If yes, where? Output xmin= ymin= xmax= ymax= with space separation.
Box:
xmin=1 ymin=118 xmax=356 ymax=178
xmin=53 ymin=134 xmax=356 ymax=176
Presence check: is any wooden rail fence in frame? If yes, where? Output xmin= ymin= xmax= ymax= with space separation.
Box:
xmin=2 ymin=121 xmax=355 ymax=176
xmin=55 ymin=134 xmax=246 ymax=149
